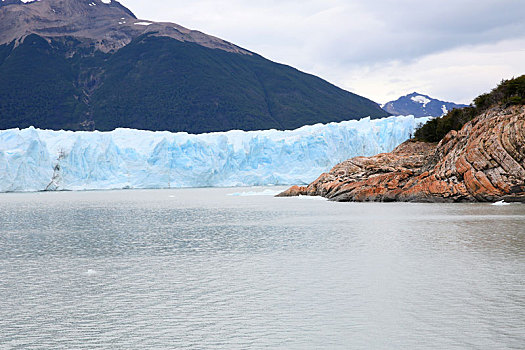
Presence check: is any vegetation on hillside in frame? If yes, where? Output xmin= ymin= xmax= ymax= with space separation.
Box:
xmin=0 ymin=34 xmax=387 ymax=133
xmin=0 ymin=35 xmax=85 ymax=129
xmin=414 ymin=75 xmax=525 ymax=142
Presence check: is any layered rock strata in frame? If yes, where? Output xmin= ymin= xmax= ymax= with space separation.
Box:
xmin=278 ymin=106 xmax=525 ymax=202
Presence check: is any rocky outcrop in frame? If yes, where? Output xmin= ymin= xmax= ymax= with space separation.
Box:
xmin=278 ymin=106 xmax=525 ymax=202
xmin=0 ymin=0 xmax=249 ymax=54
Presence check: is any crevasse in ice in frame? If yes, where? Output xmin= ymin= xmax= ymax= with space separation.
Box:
xmin=0 ymin=116 xmax=430 ymax=192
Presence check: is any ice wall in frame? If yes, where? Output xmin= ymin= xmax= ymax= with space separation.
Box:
xmin=0 ymin=116 xmax=430 ymax=192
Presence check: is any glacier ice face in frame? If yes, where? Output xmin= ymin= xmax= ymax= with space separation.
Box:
xmin=0 ymin=116 xmax=430 ymax=192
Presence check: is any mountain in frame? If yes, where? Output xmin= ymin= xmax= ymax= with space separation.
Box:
xmin=382 ymin=92 xmax=467 ymax=118
xmin=0 ymin=0 xmax=387 ymax=133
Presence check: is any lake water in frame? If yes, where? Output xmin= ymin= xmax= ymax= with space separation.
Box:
xmin=0 ymin=188 xmax=524 ymax=349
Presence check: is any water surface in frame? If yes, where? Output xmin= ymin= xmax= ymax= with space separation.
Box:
xmin=0 ymin=188 xmax=524 ymax=349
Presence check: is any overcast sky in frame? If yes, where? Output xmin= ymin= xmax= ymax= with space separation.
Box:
xmin=119 ymin=0 xmax=525 ymax=104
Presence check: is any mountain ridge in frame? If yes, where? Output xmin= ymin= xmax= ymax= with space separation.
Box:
xmin=0 ymin=0 xmax=248 ymax=54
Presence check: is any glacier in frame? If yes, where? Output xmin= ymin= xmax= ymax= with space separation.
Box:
xmin=0 ymin=116 xmax=430 ymax=192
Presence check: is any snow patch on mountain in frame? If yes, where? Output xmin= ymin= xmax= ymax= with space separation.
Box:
xmin=411 ymin=95 xmax=431 ymax=107
xmin=0 ymin=116 xmax=429 ymax=192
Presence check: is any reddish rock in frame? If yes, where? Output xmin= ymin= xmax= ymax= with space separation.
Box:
xmin=275 ymin=185 xmax=307 ymax=197
xmin=278 ymin=106 xmax=525 ymax=203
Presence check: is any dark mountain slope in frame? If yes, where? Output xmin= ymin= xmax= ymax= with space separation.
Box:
xmin=0 ymin=35 xmax=85 ymax=130
xmin=91 ymin=35 xmax=385 ymax=133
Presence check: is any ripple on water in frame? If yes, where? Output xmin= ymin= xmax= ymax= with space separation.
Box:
xmin=0 ymin=188 xmax=524 ymax=349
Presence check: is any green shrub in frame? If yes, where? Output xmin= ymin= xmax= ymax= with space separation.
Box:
xmin=414 ymin=75 xmax=525 ymax=142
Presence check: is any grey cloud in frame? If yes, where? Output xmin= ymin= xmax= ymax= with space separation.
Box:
xmin=308 ymin=0 xmax=525 ymax=65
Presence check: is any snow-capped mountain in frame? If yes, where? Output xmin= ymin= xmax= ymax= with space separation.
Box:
xmin=382 ymin=93 xmax=468 ymax=117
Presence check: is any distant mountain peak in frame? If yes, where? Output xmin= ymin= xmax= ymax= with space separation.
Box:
xmin=0 ymin=0 xmax=248 ymax=54
xmin=382 ymin=92 xmax=467 ymax=117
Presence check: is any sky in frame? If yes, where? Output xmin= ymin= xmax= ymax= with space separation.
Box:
xmin=119 ymin=0 xmax=525 ymax=105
